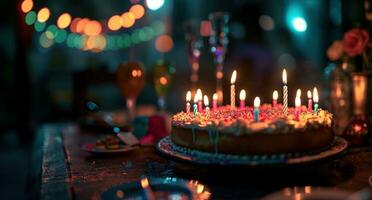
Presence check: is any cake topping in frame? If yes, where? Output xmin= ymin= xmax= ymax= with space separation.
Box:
xmin=172 ymin=104 xmax=332 ymax=134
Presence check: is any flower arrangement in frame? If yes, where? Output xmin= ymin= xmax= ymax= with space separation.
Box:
xmin=327 ymin=28 xmax=370 ymax=71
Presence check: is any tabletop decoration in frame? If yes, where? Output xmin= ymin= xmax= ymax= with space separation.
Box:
xmin=209 ymin=12 xmax=230 ymax=105
xmin=186 ymin=91 xmax=191 ymax=114
xmin=212 ymin=93 xmax=218 ymax=110
xmin=253 ymin=97 xmax=260 ymax=122
xmin=282 ymin=69 xmax=288 ymax=115
xmin=272 ymin=90 xmax=278 ymax=108
xmin=307 ymin=90 xmax=312 ymax=110
xmin=204 ymin=95 xmax=210 ymax=117
xmin=239 ymin=89 xmax=246 ymax=109
xmin=230 ymin=70 xmax=237 ymax=109
xmin=313 ymin=87 xmax=319 ymax=115
xmin=196 ymin=89 xmax=203 ymax=111
xmin=193 ymin=94 xmax=198 ymax=117
xmin=116 ymin=61 xmax=145 ymax=120
xmin=152 ymin=60 xmax=175 ymax=110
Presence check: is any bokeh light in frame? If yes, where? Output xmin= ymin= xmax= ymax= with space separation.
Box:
xmin=108 ymin=15 xmax=122 ymax=31
xmin=76 ymin=18 xmax=89 ymax=33
xmin=155 ymin=34 xmax=173 ymax=53
xmin=54 ymin=29 xmax=67 ymax=43
xmin=129 ymin=4 xmax=145 ymax=19
xmin=40 ymin=32 xmax=54 ymax=48
xmin=57 ymin=13 xmax=72 ymax=29
xmin=292 ymin=17 xmax=307 ymax=32
xmin=70 ymin=18 xmax=81 ymax=33
xmin=25 ymin=11 xmax=37 ymax=25
xmin=122 ymin=12 xmax=136 ymax=28
xmin=84 ymin=20 xmax=102 ymax=36
xmin=259 ymin=15 xmax=275 ymax=31
xmin=21 ymin=0 xmax=33 ymax=13
xmin=146 ymin=0 xmax=164 ymax=11
xmin=34 ymin=21 xmax=46 ymax=32
xmin=37 ymin=7 xmax=51 ymax=23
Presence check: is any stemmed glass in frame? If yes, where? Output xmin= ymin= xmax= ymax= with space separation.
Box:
xmin=185 ymin=21 xmax=203 ymax=93
xmin=209 ymin=12 xmax=229 ymax=105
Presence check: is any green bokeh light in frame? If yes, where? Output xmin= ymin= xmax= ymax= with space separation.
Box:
xmin=67 ymin=33 xmax=76 ymax=48
xmin=25 ymin=11 xmax=36 ymax=25
xmin=152 ymin=21 xmax=165 ymax=35
xmin=40 ymin=32 xmax=54 ymax=48
xmin=34 ymin=21 xmax=46 ymax=32
xmin=55 ymin=29 xmax=67 ymax=43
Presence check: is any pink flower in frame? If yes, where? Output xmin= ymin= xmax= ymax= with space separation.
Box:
xmin=327 ymin=40 xmax=343 ymax=61
xmin=342 ymin=28 xmax=369 ymax=57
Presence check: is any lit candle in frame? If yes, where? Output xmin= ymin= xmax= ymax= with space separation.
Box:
xmin=253 ymin=97 xmax=260 ymax=122
xmin=296 ymin=89 xmax=301 ymax=98
xmin=212 ymin=93 xmax=218 ymax=110
xmin=295 ymin=95 xmax=301 ymax=121
xmin=204 ymin=95 xmax=210 ymax=117
xmin=193 ymin=93 xmax=198 ymax=117
xmin=307 ymin=90 xmax=312 ymax=110
xmin=196 ymin=88 xmax=203 ymax=111
xmin=313 ymin=87 xmax=319 ymax=115
xmin=239 ymin=89 xmax=246 ymax=109
xmin=186 ymin=91 xmax=191 ymax=114
xmin=272 ymin=90 xmax=278 ymax=108
xmin=230 ymin=70 xmax=237 ymax=109
xmin=140 ymin=177 xmax=155 ymax=200
xmin=282 ymin=69 xmax=288 ymax=115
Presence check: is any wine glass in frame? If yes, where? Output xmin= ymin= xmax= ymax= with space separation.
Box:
xmin=116 ymin=62 xmax=145 ymax=121
xmin=209 ymin=12 xmax=229 ymax=105
xmin=185 ymin=21 xmax=203 ymax=93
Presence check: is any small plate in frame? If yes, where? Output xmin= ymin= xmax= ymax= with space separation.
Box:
xmin=157 ymin=136 xmax=349 ymax=167
xmin=261 ymin=187 xmax=351 ymax=200
xmin=101 ymin=177 xmax=211 ymax=200
xmin=82 ymin=143 xmax=138 ymax=154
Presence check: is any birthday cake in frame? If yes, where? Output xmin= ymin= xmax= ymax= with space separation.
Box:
xmin=171 ymin=104 xmax=333 ymax=155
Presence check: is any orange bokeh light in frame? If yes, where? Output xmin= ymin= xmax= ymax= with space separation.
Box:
xmin=159 ymin=76 xmax=168 ymax=85
xmin=70 ymin=18 xmax=81 ymax=33
xmin=155 ymin=35 xmax=174 ymax=53
xmin=121 ymin=12 xmax=135 ymax=28
xmin=129 ymin=4 xmax=145 ymax=19
xmin=37 ymin=7 xmax=50 ymax=22
xmin=108 ymin=15 xmax=122 ymax=31
xmin=57 ymin=13 xmax=72 ymax=29
xmin=84 ymin=20 xmax=102 ymax=36
xmin=21 ymin=0 xmax=33 ymax=13
xmin=76 ymin=18 xmax=89 ymax=33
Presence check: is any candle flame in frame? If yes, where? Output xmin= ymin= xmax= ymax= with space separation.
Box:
xmin=186 ymin=91 xmax=191 ymax=102
xmin=282 ymin=69 xmax=287 ymax=84
xmin=230 ymin=70 xmax=237 ymax=84
xmin=273 ymin=90 xmax=278 ymax=100
xmin=254 ymin=97 xmax=260 ymax=108
xmin=307 ymin=90 xmax=312 ymax=98
xmin=194 ymin=93 xmax=199 ymax=103
xmin=140 ymin=177 xmax=150 ymax=188
xmin=313 ymin=87 xmax=319 ymax=103
xmin=239 ymin=90 xmax=246 ymax=100
xmin=203 ymin=95 xmax=209 ymax=106
xmin=196 ymin=89 xmax=202 ymax=101
xmin=296 ymin=89 xmax=301 ymax=98
xmin=212 ymin=93 xmax=218 ymax=100
xmin=295 ymin=96 xmax=301 ymax=107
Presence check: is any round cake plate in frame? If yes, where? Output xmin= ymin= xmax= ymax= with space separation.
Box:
xmin=101 ymin=177 xmax=211 ymax=200
xmin=156 ymin=136 xmax=349 ymax=168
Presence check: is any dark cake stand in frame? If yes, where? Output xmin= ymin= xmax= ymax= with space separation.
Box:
xmin=156 ymin=136 xmax=349 ymax=168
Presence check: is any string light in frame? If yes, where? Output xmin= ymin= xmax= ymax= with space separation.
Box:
xmin=21 ymin=0 xmax=33 ymax=13
xmin=37 ymin=7 xmax=50 ymax=23
xmin=20 ymin=0 xmax=163 ymax=52
xmin=57 ymin=13 xmax=72 ymax=29
xmin=108 ymin=15 xmax=122 ymax=31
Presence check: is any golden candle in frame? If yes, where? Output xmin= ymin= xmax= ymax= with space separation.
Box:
xmin=230 ymin=70 xmax=237 ymax=109
xmin=282 ymin=69 xmax=288 ymax=115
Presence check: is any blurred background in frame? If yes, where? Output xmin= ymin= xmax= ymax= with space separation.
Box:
xmin=0 ymin=0 xmax=369 ymax=198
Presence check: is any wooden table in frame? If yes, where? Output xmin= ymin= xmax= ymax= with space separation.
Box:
xmin=39 ymin=123 xmax=372 ymax=199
